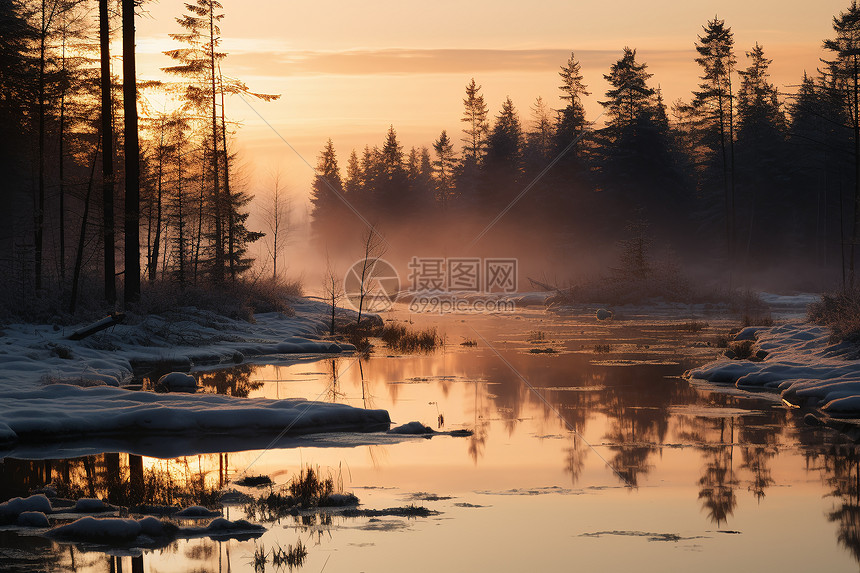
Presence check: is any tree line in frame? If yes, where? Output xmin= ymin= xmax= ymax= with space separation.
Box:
xmin=310 ymin=7 xmax=860 ymax=288
xmin=0 ymin=0 xmax=276 ymax=318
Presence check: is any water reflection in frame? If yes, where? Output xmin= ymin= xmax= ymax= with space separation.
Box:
xmin=6 ymin=311 xmax=860 ymax=570
xmin=808 ymin=444 xmax=860 ymax=562
xmin=0 ymin=452 xmax=225 ymax=508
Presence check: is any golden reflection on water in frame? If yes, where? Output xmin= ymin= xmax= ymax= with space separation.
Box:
xmin=4 ymin=311 xmax=860 ymax=571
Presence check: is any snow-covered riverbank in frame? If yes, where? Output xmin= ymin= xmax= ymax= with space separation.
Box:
xmin=686 ymin=322 xmax=860 ymax=418
xmin=0 ymin=298 xmax=391 ymax=455
xmin=0 ymin=298 xmax=353 ymax=390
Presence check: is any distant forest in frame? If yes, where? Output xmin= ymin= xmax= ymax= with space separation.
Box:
xmin=310 ymin=9 xmax=860 ymax=290
xmin=2 ymin=0 xmax=860 ymax=319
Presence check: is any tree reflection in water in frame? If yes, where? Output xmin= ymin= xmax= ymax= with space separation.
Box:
xmin=807 ymin=444 xmax=860 ymax=562
xmin=0 ymin=452 xmax=225 ymax=508
xmin=197 ymin=364 xmax=262 ymax=397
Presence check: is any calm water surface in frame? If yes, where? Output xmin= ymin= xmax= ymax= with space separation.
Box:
xmin=2 ymin=306 xmax=859 ymax=572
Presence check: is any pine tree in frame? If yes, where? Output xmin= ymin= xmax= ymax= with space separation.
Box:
xmin=377 ymin=125 xmax=409 ymax=215
xmin=344 ymin=149 xmax=362 ymax=195
xmin=433 ymin=130 xmax=457 ymax=207
xmin=600 ymin=47 xmax=655 ymax=132
xmin=556 ymin=52 xmax=590 ymax=149
xmin=735 ymin=43 xmax=789 ymax=259
xmin=693 ymin=16 xmax=737 ymax=263
xmin=460 ymin=78 xmax=489 ymax=164
xmin=597 ymin=49 xmax=686 ymax=231
xmin=823 ymin=0 xmax=860 ymax=283
xmin=163 ymin=0 xmax=227 ymax=281
xmin=526 ymin=96 xmax=554 ymax=162
xmin=310 ymin=139 xmax=344 ymax=235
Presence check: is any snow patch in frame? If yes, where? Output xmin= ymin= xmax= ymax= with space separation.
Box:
xmin=0 ymin=384 xmax=391 ymax=442
xmin=0 ymin=494 xmax=52 ymax=520
xmin=686 ymin=322 xmax=860 ymax=416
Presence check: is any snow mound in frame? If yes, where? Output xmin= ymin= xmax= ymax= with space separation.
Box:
xmin=74 ymin=498 xmax=113 ymax=513
xmin=0 ymin=422 xmax=18 ymax=445
xmin=686 ymin=322 xmax=860 ymax=416
xmin=17 ymin=511 xmax=50 ymax=527
xmin=45 ymin=515 xmax=262 ymax=546
xmin=158 ymin=372 xmax=197 ymax=392
xmin=388 ymin=421 xmax=434 ymax=434
xmin=175 ymin=505 xmax=220 ymax=518
xmin=0 ymin=384 xmax=391 ymax=441
xmin=48 ymin=516 xmax=143 ymax=541
xmin=0 ymin=494 xmax=52 ymax=520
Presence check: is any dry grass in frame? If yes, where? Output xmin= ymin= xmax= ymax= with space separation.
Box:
xmin=135 ymin=277 xmax=301 ymax=323
xmin=339 ymin=320 xmax=442 ymax=354
xmin=243 ymin=465 xmax=358 ymax=522
xmin=379 ymin=323 xmax=441 ymax=353
xmin=808 ymin=289 xmax=860 ymax=342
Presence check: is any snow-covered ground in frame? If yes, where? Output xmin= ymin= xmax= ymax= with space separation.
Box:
xmin=0 ymin=299 xmax=391 ymax=456
xmin=686 ymin=322 xmax=860 ymax=418
xmin=0 ymin=299 xmax=353 ymax=390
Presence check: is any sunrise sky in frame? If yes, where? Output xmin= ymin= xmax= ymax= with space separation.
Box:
xmin=132 ymin=0 xmax=849 ymax=210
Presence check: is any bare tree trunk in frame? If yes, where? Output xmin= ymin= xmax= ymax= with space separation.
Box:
xmin=148 ymin=117 xmax=165 ymax=282
xmin=99 ymin=0 xmax=116 ymax=304
xmin=122 ymin=0 xmax=141 ymax=303
xmin=70 ymin=141 xmax=100 ymax=314
xmin=176 ymin=138 xmax=186 ymax=288
xmin=193 ymin=148 xmax=206 ymax=285
xmin=219 ymin=67 xmax=235 ymax=280
xmin=59 ymin=30 xmax=66 ymax=283
xmin=35 ymin=0 xmax=47 ymax=293
xmin=851 ymin=52 xmax=860 ymax=288
xmin=209 ymin=6 xmax=224 ymax=283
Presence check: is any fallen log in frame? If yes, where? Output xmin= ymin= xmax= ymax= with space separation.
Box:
xmin=67 ymin=312 xmax=126 ymax=341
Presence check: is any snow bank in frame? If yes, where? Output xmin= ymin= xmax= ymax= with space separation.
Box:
xmin=45 ymin=515 xmax=263 ymax=545
xmin=73 ymin=498 xmax=113 ymax=513
xmin=175 ymin=505 xmax=220 ymax=518
xmin=389 ymin=421 xmax=434 ymax=434
xmin=0 ymin=384 xmax=391 ymax=444
xmin=157 ymin=372 xmax=197 ymax=391
xmin=0 ymin=494 xmax=52 ymax=521
xmin=0 ymin=299 xmax=357 ymax=393
xmin=48 ymin=516 xmax=144 ymax=542
xmin=17 ymin=511 xmax=50 ymax=527
xmin=686 ymin=322 xmax=860 ymax=416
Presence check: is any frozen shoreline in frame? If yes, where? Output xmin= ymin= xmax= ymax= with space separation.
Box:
xmin=685 ymin=322 xmax=860 ymax=419
xmin=0 ymin=298 xmax=357 ymax=390
xmin=0 ymin=298 xmax=392 ymax=455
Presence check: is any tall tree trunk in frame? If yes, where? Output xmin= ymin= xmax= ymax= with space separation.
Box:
xmin=70 ymin=141 xmax=100 ymax=314
xmin=209 ymin=6 xmax=224 ymax=283
xmin=148 ymin=117 xmax=164 ymax=282
xmin=219 ymin=67 xmax=235 ymax=280
xmin=59 ymin=30 xmax=66 ymax=283
xmin=122 ymin=0 xmax=141 ymax=303
xmin=35 ymin=0 xmax=46 ymax=293
xmin=728 ymin=72 xmax=736 ymax=271
xmin=852 ymin=53 xmax=860 ymax=288
xmin=193 ymin=148 xmax=206 ymax=285
xmin=718 ymin=90 xmax=731 ymax=266
xmin=99 ymin=0 xmax=116 ymax=304
xmin=176 ymin=139 xmax=185 ymax=287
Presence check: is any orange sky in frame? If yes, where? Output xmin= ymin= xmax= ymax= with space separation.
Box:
xmin=133 ymin=0 xmax=850 ymax=213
